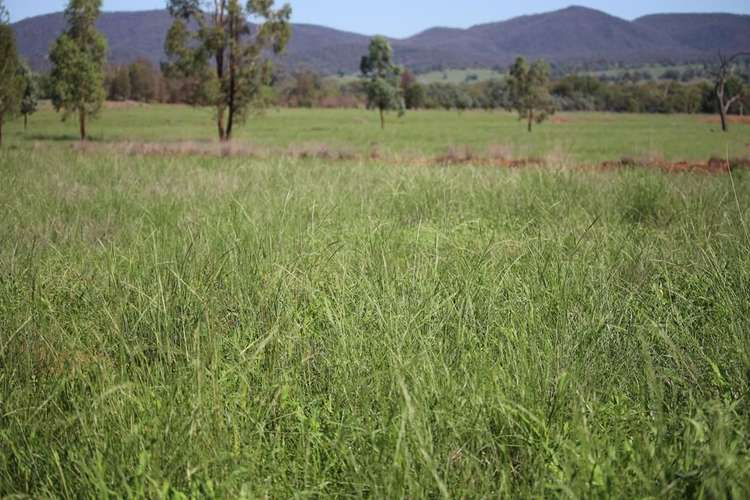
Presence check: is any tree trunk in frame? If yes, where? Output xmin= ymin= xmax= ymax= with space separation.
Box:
xmin=527 ymin=110 xmax=533 ymax=133
xmin=226 ymin=107 xmax=234 ymax=141
xmin=215 ymin=46 xmax=227 ymax=141
xmin=380 ymin=108 xmax=385 ymax=130
xmin=217 ymin=107 xmax=227 ymax=141
xmin=79 ymin=109 xmax=87 ymax=141
xmin=0 ymin=115 xmax=3 ymax=147
xmin=226 ymin=12 xmax=238 ymax=141
xmin=719 ymin=101 xmax=728 ymax=132
xmin=716 ymin=85 xmax=729 ymax=132
xmin=24 ymin=114 xmax=27 ymax=131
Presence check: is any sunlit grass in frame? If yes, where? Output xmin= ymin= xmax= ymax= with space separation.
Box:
xmin=3 ymin=104 xmax=749 ymax=162
xmin=1 ymin=112 xmax=750 ymax=497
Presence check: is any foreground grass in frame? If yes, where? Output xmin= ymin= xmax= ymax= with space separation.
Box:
xmin=1 ymin=146 xmax=750 ymax=497
xmin=3 ymin=104 xmax=749 ymax=162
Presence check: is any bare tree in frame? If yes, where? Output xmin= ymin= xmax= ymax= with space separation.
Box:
xmin=713 ymin=52 xmax=749 ymax=132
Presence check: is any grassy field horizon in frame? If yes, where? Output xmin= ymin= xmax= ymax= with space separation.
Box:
xmin=2 ymin=107 xmax=750 ymax=497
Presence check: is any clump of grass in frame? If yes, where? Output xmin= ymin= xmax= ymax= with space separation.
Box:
xmin=286 ymin=141 xmax=357 ymax=161
xmin=485 ymin=143 xmax=514 ymax=161
xmin=436 ymin=145 xmax=477 ymax=164
xmin=616 ymin=171 xmax=670 ymax=223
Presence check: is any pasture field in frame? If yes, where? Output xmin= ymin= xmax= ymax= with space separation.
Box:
xmin=1 ymin=107 xmax=750 ymax=498
xmin=3 ymin=104 xmax=749 ymax=163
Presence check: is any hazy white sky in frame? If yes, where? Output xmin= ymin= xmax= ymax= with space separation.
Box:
xmin=7 ymin=1 xmax=750 ymax=37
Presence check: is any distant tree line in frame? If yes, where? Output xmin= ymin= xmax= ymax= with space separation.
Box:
xmin=269 ymin=68 xmax=750 ymax=117
xmin=29 ymin=58 xmax=749 ymax=121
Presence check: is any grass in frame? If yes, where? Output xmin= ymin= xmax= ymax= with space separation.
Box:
xmin=414 ymin=68 xmax=505 ymax=84
xmin=1 ymin=107 xmax=750 ymax=497
xmin=4 ymin=104 xmax=750 ymax=163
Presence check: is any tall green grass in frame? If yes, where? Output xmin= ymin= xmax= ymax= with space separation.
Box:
xmin=1 ymin=147 xmax=750 ymax=497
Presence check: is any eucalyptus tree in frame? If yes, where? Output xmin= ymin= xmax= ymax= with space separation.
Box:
xmin=49 ymin=0 xmax=107 ymax=141
xmin=713 ymin=52 xmax=749 ymax=132
xmin=360 ymin=36 xmax=404 ymax=129
xmin=19 ymin=62 xmax=39 ymax=130
xmin=507 ymin=57 xmax=555 ymax=132
xmin=164 ymin=0 xmax=292 ymax=141
xmin=0 ymin=1 xmax=22 ymax=146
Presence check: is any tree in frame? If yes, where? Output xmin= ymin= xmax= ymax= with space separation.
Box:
xmin=0 ymin=1 xmax=23 ymax=146
xmin=129 ymin=59 xmax=158 ymax=102
xmin=452 ymin=87 xmax=474 ymax=113
xmin=712 ymin=52 xmax=750 ymax=132
xmin=49 ymin=0 xmax=107 ymax=141
xmin=282 ymin=70 xmax=323 ymax=107
xmin=507 ymin=57 xmax=555 ymax=132
xmin=19 ymin=62 xmax=38 ymax=130
xmin=164 ymin=0 xmax=292 ymax=141
xmin=109 ymin=65 xmax=131 ymax=101
xmin=360 ymin=36 xmax=404 ymax=129
xmin=401 ymin=69 xmax=425 ymax=110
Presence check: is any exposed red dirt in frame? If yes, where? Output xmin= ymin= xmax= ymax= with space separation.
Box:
xmin=70 ymin=141 xmax=750 ymax=174
xmin=592 ymin=157 xmax=750 ymax=174
xmin=550 ymin=116 xmax=571 ymax=124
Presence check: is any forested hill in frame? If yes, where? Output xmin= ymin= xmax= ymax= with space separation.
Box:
xmin=11 ymin=6 xmax=750 ymax=74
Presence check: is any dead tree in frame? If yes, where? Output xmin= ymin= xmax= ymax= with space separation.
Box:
xmin=713 ymin=52 xmax=749 ymax=132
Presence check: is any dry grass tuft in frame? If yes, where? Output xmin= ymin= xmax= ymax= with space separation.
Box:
xmin=436 ymin=145 xmax=477 ymax=165
xmin=485 ymin=144 xmax=514 ymax=161
xmin=286 ymin=142 xmax=357 ymax=161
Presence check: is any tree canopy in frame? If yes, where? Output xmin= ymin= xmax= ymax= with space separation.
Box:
xmin=713 ymin=52 xmax=750 ymax=132
xmin=360 ymin=36 xmax=404 ymax=129
xmin=19 ymin=62 xmax=39 ymax=129
xmin=0 ymin=1 xmax=23 ymax=146
xmin=164 ymin=0 xmax=292 ymax=141
xmin=507 ymin=57 xmax=555 ymax=132
xmin=49 ymin=0 xmax=107 ymax=141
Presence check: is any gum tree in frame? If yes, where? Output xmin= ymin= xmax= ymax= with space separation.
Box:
xmin=507 ymin=57 xmax=555 ymax=132
xmin=49 ymin=0 xmax=107 ymax=141
xmin=713 ymin=52 xmax=750 ymax=132
xmin=0 ymin=1 xmax=22 ymax=146
xmin=164 ymin=0 xmax=292 ymax=141
xmin=19 ymin=62 xmax=39 ymax=129
xmin=360 ymin=36 xmax=404 ymax=129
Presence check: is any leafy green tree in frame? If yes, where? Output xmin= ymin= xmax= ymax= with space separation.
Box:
xmin=483 ymin=79 xmax=510 ymax=110
xmin=109 ymin=65 xmax=131 ymax=101
xmin=452 ymin=87 xmax=474 ymax=113
xmin=282 ymin=70 xmax=324 ymax=107
xmin=507 ymin=57 xmax=555 ymax=132
xmin=400 ymin=69 xmax=425 ymax=110
xmin=164 ymin=0 xmax=292 ymax=141
xmin=713 ymin=52 xmax=750 ymax=132
xmin=425 ymin=82 xmax=456 ymax=110
xmin=360 ymin=36 xmax=404 ymax=129
xmin=49 ymin=0 xmax=107 ymax=141
xmin=19 ymin=62 xmax=39 ymax=130
xmin=0 ymin=1 xmax=22 ymax=146
xmin=128 ymin=59 xmax=157 ymax=102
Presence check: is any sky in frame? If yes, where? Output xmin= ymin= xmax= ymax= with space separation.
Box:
xmin=6 ymin=0 xmax=750 ymax=37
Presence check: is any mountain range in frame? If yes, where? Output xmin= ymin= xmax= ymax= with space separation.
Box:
xmin=11 ymin=6 xmax=750 ymax=74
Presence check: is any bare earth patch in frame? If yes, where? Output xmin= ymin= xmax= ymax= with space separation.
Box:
xmin=69 ymin=140 xmax=750 ymax=174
